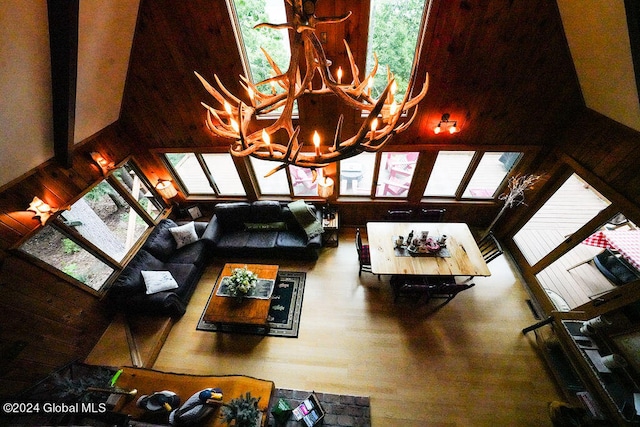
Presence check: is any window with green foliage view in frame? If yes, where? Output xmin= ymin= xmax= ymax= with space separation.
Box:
xmin=366 ymin=0 xmax=428 ymax=101
xmin=231 ymin=0 xmax=291 ymax=92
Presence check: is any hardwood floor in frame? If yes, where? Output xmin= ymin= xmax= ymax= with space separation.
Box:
xmin=151 ymin=229 xmax=561 ymax=426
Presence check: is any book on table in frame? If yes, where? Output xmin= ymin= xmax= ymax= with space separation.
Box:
xmin=291 ymin=393 xmax=325 ymax=426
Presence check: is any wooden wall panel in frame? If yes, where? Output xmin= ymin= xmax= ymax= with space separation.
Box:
xmin=559 ymin=109 xmax=640 ymax=207
xmin=0 ymin=257 xmax=111 ymax=398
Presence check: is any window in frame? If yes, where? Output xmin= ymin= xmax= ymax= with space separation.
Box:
xmin=113 ymin=162 xmax=163 ymax=220
xmin=64 ymin=181 xmax=146 ymax=261
xmin=424 ymin=151 xmax=474 ymax=197
xmin=164 ymin=153 xmax=246 ymax=197
xmin=366 ymin=0 xmax=428 ymax=100
xmin=231 ymin=0 xmax=290 ymax=87
xmin=250 ymin=157 xmax=289 ymax=196
xmin=19 ymin=225 xmax=115 ymax=291
xmin=290 ymin=165 xmax=318 ymax=197
xmin=462 ymin=152 xmax=521 ymax=199
xmin=514 ymin=173 xmax=611 ymax=266
xmin=375 ymin=152 xmax=418 ymax=197
xmin=201 ymin=154 xmax=246 ymax=195
xmin=339 ymin=153 xmax=376 ymax=196
xmin=17 ymin=160 xmax=162 ymax=293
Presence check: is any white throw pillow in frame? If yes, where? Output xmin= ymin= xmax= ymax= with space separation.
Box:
xmin=169 ymin=221 xmax=199 ymax=249
xmin=141 ymin=270 xmax=179 ymax=295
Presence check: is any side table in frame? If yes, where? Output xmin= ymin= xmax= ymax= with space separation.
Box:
xmin=322 ymin=212 xmax=339 ymax=247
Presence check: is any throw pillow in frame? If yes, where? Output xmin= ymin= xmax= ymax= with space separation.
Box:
xmin=169 ymin=221 xmax=199 ymax=249
xmin=244 ymin=221 xmax=288 ymax=231
xmin=141 ymin=270 xmax=179 ymax=295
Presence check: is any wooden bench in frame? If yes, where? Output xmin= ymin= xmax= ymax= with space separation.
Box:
xmin=111 ymin=367 xmax=275 ymax=427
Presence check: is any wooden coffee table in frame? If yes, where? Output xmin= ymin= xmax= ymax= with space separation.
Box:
xmin=202 ymin=264 xmax=279 ymax=333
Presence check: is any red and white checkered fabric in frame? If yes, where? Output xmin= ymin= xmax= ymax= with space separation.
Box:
xmin=582 ymin=230 xmax=640 ymax=270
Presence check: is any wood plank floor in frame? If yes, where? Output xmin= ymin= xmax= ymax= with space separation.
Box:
xmin=149 ymin=229 xmax=561 ymax=426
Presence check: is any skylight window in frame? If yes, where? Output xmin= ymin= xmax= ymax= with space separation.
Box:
xmin=230 ymin=0 xmax=291 ymax=94
xmin=366 ymin=0 xmax=428 ymax=101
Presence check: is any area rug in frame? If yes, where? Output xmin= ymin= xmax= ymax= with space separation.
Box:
xmin=197 ymin=271 xmax=306 ymax=338
xmin=267 ymin=388 xmax=371 ymax=427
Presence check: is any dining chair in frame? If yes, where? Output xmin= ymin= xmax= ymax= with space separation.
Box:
xmin=427 ymin=277 xmax=476 ymax=305
xmin=390 ymin=274 xmax=432 ymax=303
xmin=478 ymin=231 xmax=504 ymax=263
xmin=418 ymin=208 xmax=446 ymax=222
xmin=355 ymin=228 xmax=380 ymax=279
xmin=385 ymin=209 xmax=414 ymax=221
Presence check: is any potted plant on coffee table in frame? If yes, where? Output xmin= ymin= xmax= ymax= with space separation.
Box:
xmin=221 ymin=391 xmax=261 ymax=427
xmin=227 ymin=266 xmax=258 ymax=302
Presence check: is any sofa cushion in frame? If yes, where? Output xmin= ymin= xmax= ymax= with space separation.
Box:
xmin=216 ymin=231 xmax=251 ymax=249
xmin=143 ymin=219 xmax=179 ymax=261
xmin=251 ymin=200 xmax=282 ymax=222
xmin=113 ymin=250 xmax=166 ymax=293
xmin=276 ymin=230 xmax=311 ymax=249
xmin=214 ymin=202 xmax=251 ymax=231
xmin=141 ymin=270 xmax=179 ymax=294
xmin=165 ymin=263 xmax=199 ymax=299
xmin=246 ymin=231 xmax=279 ymax=249
xmin=170 ymin=239 xmax=208 ymax=266
xmin=169 ymin=221 xmax=199 ymax=249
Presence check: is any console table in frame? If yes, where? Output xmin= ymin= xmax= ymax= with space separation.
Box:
xmin=111 ymin=367 xmax=275 ymax=426
xmin=532 ymin=313 xmax=640 ymax=425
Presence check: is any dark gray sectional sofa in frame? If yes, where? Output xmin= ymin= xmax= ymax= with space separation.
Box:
xmin=109 ymin=218 xmax=215 ymax=317
xmin=109 ymin=200 xmax=323 ymax=317
xmin=207 ymin=200 xmax=322 ymax=260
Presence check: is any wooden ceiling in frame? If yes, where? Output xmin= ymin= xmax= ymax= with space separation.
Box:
xmin=118 ymin=0 xmax=584 ymax=152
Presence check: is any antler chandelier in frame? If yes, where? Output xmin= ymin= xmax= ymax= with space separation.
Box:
xmin=195 ymin=0 xmax=429 ymax=177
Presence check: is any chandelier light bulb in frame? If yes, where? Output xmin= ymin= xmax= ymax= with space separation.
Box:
xmin=434 ymin=124 xmax=441 ymax=134
xmin=262 ymin=129 xmax=273 ymax=155
xmin=313 ymin=130 xmax=321 ymax=156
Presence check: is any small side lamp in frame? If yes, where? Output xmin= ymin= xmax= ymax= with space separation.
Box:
xmin=27 ymin=196 xmax=62 ymax=226
xmin=156 ymin=179 xmax=178 ymax=200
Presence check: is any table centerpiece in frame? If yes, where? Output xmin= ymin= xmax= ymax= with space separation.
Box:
xmin=227 ymin=266 xmax=258 ymax=301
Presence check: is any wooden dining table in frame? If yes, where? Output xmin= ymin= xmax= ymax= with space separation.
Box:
xmin=366 ymin=222 xmax=491 ymax=277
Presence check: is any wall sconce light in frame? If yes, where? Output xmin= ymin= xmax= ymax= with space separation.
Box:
xmin=90 ymin=152 xmax=115 ymax=175
xmin=155 ymin=179 xmax=178 ymax=200
xmin=27 ymin=196 xmax=61 ymax=226
xmin=433 ymin=113 xmax=458 ymax=134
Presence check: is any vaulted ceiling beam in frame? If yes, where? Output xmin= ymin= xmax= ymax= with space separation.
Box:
xmin=47 ymin=0 xmax=79 ymax=168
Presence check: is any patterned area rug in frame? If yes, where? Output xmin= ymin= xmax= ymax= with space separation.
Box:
xmin=267 ymin=388 xmax=371 ymax=427
xmin=196 ymin=271 xmax=306 ymax=338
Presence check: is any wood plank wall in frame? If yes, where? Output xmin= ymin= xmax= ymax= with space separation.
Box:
xmin=0 ymin=124 xmax=133 ymax=397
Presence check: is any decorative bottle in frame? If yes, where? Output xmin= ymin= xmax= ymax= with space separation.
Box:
xmin=406 ymin=230 xmax=414 ymax=244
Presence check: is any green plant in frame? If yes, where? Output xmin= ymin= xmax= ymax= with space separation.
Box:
xmin=228 ymin=266 xmax=258 ymax=298
xmin=221 ymin=392 xmax=261 ymax=427
xmin=62 ymin=263 xmax=87 ymax=283
xmin=62 ymin=238 xmax=81 ymax=254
